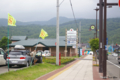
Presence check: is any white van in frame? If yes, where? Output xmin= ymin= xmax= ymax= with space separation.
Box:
xmin=0 ymin=48 xmax=6 ymax=65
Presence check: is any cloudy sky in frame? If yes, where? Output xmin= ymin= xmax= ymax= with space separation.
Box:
xmin=0 ymin=0 xmax=120 ymax=22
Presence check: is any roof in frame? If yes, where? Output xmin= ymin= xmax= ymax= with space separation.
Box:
xmin=9 ymin=36 xmax=72 ymax=47
xmin=10 ymin=36 xmax=27 ymax=41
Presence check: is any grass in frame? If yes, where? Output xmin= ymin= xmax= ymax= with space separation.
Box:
xmin=108 ymin=52 xmax=111 ymax=54
xmin=43 ymin=57 xmax=75 ymax=64
xmin=0 ymin=63 xmax=64 ymax=80
xmin=93 ymin=64 xmax=99 ymax=66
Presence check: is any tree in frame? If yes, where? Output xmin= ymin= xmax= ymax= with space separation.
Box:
xmin=89 ymin=38 xmax=99 ymax=65
xmin=0 ymin=36 xmax=11 ymax=50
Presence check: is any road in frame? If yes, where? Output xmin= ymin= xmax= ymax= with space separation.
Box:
xmin=107 ymin=54 xmax=120 ymax=80
xmin=108 ymin=54 xmax=119 ymax=66
xmin=0 ymin=65 xmax=25 ymax=75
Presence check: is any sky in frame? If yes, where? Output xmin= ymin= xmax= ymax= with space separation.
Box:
xmin=0 ymin=0 xmax=120 ymax=22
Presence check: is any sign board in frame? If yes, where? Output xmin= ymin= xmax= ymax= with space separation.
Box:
xmin=67 ymin=28 xmax=76 ymax=45
xmin=100 ymin=42 xmax=102 ymax=48
xmin=67 ymin=41 xmax=76 ymax=44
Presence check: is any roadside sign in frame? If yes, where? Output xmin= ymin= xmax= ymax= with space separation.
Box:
xmin=90 ymin=25 xmax=95 ymax=30
xmin=67 ymin=41 xmax=76 ymax=44
xmin=67 ymin=28 xmax=76 ymax=45
xmin=55 ymin=42 xmax=57 ymax=46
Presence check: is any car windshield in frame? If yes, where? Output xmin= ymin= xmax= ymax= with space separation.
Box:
xmin=36 ymin=52 xmax=42 ymax=55
xmin=9 ymin=52 xmax=23 ymax=55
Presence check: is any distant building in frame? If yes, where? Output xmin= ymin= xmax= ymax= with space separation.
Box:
xmin=10 ymin=36 xmax=28 ymax=43
xmin=9 ymin=36 xmax=77 ymax=57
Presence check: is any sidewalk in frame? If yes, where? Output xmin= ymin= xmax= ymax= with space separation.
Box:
xmin=50 ymin=55 xmax=93 ymax=80
xmin=36 ymin=55 xmax=109 ymax=80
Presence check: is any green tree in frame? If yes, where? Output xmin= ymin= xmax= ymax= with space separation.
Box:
xmin=0 ymin=36 xmax=11 ymax=50
xmin=89 ymin=38 xmax=99 ymax=65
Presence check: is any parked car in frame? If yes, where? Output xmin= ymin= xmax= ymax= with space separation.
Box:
xmin=35 ymin=50 xmax=43 ymax=63
xmin=42 ymin=50 xmax=51 ymax=56
xmin=112 ymin=53 xmax=118 ymax=56
xmin=6 ymin=50 xmax=32 ymax=67
xmin=0 ymin=48 xmax=6 ymax=65
xmin=89 ymin=51 xmax=93 ymax=55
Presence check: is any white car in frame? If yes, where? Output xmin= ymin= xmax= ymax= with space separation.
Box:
xmin=89 ymin=51 xmax=93 ymax=55
xmin=112 ymin=53 xmax=118 ymax=56
xmin=0 ymin=48 xmax=6 ymax=65
xmin=42 ymin=50 xmax=51 ymax=56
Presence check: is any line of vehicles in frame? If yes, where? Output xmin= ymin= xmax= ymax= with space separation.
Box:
xmin=0 ymin=45 xmax=51 ymax=67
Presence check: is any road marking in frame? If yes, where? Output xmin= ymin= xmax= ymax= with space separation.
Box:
xmin=107 ymin=60 xmax=120 ymax=68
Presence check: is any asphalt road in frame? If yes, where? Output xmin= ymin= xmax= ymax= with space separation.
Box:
xmin=107 ymin=54 xmax=120 ymax=80
xmin=108 ymin=54 xmax=119 ymax=66
xmin=0 ymin=65 xmax=25 ymax=75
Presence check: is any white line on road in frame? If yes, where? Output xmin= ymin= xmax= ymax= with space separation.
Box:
xmin=107 ymin=60 xmax=120 ymax=68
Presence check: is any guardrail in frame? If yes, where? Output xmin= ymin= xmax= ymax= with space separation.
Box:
xmin=107 ymin=60 xmax=120 ymax=80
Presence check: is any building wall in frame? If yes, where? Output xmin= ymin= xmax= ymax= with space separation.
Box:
xmin=50 ymin=47 xmax=76 ymax=57
xmin=10 ymin=46 xmax=76 ymax=56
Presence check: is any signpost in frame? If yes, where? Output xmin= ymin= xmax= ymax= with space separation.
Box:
xmin=67 ymin=29 xmax=76 ymax=45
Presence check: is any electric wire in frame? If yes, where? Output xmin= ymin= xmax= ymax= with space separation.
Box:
xmin=69 ymin=0 xmax=78 ymax=28
xmin=59 ymin=0 xmax=65 ymax=6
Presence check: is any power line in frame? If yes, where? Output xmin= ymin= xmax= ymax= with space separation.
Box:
xmin=69 ymin=0 xmax=78 ymax=28
xmin=59 ymin=0 xmax=65 ymax=6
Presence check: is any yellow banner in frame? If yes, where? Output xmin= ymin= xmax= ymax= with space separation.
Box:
xmin=8 ymin=13 xmax=16 ymax=26
xmin=39 ymin=29 xmax=48 ymax=39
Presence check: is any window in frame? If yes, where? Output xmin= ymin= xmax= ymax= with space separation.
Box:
xmin=1 ymin=50 xmax=5 ymax=55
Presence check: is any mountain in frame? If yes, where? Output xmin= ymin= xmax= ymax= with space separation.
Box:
xmin=0 ymin=18 xmax=120 ymax=44
xmin=0 ymin=17 xmax=76 ymax=26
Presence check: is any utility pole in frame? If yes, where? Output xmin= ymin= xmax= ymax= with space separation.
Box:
xmin=65 ymin=29 xmax=67 ymax=57
xmin=76 ymin=29 xmax=78 ymax=57
xmin=97 ymin=0 xmax=118 ymax=78
xmin=79 ymin=22 xmax=81 ymax=57
xmin=99 ymin=0 xmax=103 ymax=73
xmin=56 ymin=0 xmax=59 ymax=65
xmin=103 ymin=0 xmax=107 ymax=78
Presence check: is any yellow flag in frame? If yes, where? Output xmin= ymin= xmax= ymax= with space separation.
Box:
xmin=8 ymin=13 xmax=16 ymax=26
xmin=39 ymin=29 xmax=48 ymax=39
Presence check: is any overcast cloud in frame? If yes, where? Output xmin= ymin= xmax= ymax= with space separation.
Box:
xmin=0 ymin=0 xmax=120 ymax=22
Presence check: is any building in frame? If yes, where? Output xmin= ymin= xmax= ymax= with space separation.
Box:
xmin=9 ymin=36 xmax=77 ymax=57
xmin=10 ymin=36 xmax=28 ymax=43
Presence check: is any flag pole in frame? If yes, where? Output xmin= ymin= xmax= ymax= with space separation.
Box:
xmin=30 ymin=37 xmax=40 ymax=66
xmin=7 ymin=25 xmax=9 ymax=71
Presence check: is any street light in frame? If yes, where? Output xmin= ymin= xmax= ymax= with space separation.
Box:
xmin=94 ymin=7 xmax=99 ymax=38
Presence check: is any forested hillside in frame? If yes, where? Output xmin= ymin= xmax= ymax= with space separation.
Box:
xmin=0 ymin=18 xmax=120 ymax=44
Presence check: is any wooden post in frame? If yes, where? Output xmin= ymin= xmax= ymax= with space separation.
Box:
xmin=65 ymin=29 xmax=67 ymax=57
xmin=76 ymin=29 xmax=78 ymax=57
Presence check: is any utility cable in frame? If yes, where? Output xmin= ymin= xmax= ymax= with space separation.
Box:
xmin=59 ymin=0 xmax=65 ymax=6
xmin=69 ymin=0 xmax=78 ymax=28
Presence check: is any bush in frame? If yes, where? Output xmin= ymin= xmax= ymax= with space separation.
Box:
xmin=43 ymin=57 xmax=74 ymax=64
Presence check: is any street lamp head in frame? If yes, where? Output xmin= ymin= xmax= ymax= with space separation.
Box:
xmin=107 ymin=5 xmax=112 ymax=8
xmin=94 ymin=7 xmax=99 ymax=11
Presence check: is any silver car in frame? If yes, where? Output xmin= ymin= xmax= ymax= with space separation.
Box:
xmin=6 ymin=50 xmax=32 ymax=67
